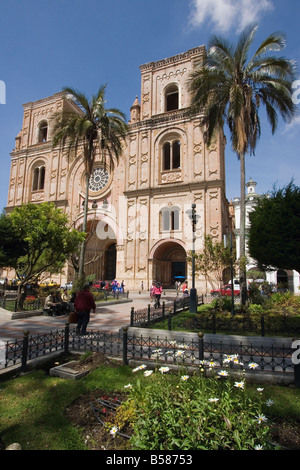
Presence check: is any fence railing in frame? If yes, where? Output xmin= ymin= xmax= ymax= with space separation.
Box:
xmin=0 ymin=297 xmax=43 ymax=312
xmin=130 ymin=295 xmax=204 ymax=328
xmin=1 ymin=324 xmax=299 ymax=385
xmin=0 ymin=290 xmax=130 ymax=313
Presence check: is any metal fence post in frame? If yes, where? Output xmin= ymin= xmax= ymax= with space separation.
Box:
xmin=130 ymin=307 xmax=134 ymax=327
xmin=162 ymin=301 xmax=165 ymax=320
xmin=198 ymin=332 xmax=204 ymax=362
xmin=261 ymin=315 xmax=265 ymax=337
xmin=294 ymin=364 xmax=300 ymax=388
xmin=21 ymin=330 xmax=29 ymax=371
xmin=212 ymin=313 xmax=216 ymax=334
xmin=147 ymin=304 xmax=151 ymax=326
xmin=122 ymin=327 xmax=128 ymax=366
xmin=64 ymin=323 xmax=70 ymax=354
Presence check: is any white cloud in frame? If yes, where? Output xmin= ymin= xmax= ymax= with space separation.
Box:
xmin=282 ymin=114 xmax=300 ymax=137
xmin=189 ymin=0 xmax=274 ymax=33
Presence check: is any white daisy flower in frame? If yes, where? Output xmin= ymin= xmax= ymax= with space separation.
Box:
xmin=255 ymin=414 xmax=268 ymax=424
xmin=110 ymin=426 xmax=118 ymax=437
xmin=144 ymin=370 xmax=153 ymax=377
xmin=181 ymin=375 xmax=189 ymax=381
xmin=234 ymin=381 xmax=245 ymax=389
xmin=159 ymin=366 xmax=170 ymax=374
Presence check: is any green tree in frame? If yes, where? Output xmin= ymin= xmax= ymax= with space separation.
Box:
xmin=189 ymin=24 xmax=296 ymax=302
xmin=248 ymin=181 xmax=300 ymax=273
xmin=0 ymin=212 xmax=27 ymax=268
xmin=190 ymin=235 xmax=236 ymax=293
xmin=52 ymin=85 xmax=128 ymax=278
xmin=8 ymin=203 xmax=85 ymax=308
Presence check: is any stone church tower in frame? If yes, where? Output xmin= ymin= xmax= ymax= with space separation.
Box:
xmin=6 ymin=46 xmax=233 ymax=292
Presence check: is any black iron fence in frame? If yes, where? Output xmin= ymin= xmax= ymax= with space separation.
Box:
xmin=0 ymin=297 xmax=43 ymax=312
xmin=130 ymin=295 xmax=204 ymax=328
xmin=0 ymin=290 xmax=130 ymax=313
xmin=1 ymin=324 xmax=299 ymax=385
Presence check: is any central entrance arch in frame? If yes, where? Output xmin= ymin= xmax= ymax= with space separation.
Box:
xmin=151 ymin=240 xmax=187 ymax=288
xmin=77 ymin=219 xmax=117 ymax=281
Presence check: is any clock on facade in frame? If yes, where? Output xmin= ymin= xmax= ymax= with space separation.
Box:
xmin=88 ymin=166 xmax=110 ymax=192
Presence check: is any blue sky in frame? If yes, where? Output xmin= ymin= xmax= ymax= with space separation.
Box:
xmin=0 ymin=0 xmax=299 ymax=212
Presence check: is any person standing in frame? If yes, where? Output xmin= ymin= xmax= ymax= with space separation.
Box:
xmin=153 ymin=282 xmax=162 ymax=308
xmin=74 ymin=284 xmax=96 ymax=335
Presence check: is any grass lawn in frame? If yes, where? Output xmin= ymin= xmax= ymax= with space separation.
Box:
xmin=0 ymin=353 xmax=300 ymax=450
xmin=0 ymin=356 xmax=132 ymax=450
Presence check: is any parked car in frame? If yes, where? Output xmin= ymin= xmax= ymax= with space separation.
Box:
xmin=93 ymin=280 xmax=102 ymax=289
xmin=211 ymin=284 xmax=241 ymax=296
xmin=39 ymin=280 xmax=60 ymax=288
xmin=60 ymin=281 xmax=73 ymax=290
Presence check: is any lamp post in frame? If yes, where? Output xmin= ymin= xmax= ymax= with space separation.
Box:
xmin=186 ymin=204 xmax=198 ymax=313
xmin=224 ymin=233 xmax=235 ymax=316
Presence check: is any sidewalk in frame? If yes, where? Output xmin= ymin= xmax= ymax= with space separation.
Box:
xmin=0 ymin=291 xmax=178 ymax=342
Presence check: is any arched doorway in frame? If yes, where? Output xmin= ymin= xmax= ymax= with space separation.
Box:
xmin=277 ymin=269 xmax=288 ymax=291
xmin=151 ymin=241 xmax=187 ymax=288
xmin=80 ymin=219 xmax=117 ymax=281
xmin=105 ymin=243 xmax=116 ymax=280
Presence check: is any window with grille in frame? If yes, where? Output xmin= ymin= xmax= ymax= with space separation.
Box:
xmin=162 ymin=140 xmax=181 ymax=171
xmin=160 ymin=207 xmax=180 ymax=231
xmin=32 ymin=166 xmax=46 ymax=191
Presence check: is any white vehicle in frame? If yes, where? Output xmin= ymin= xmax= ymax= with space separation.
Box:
xmin=60 ymin=281 xmax=73 ymax=290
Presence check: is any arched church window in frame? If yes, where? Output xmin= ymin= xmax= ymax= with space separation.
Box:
xmin=165 ymin=84 xmax=179 ymax=111
xmin=38 ymin=120 xmax=48 ymax=143
xmin=32 ymin=165 xmax=46 ymax=191
xmin=162 ymin=140 xmax=181 ymax=171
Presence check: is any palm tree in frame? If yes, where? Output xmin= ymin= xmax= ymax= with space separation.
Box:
xmin=52 ymin=85 xmax=128 ymax=277
xmin=189 ymin=24 xmax=296 ymax=303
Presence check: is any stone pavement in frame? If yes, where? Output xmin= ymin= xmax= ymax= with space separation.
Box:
xmin=0 ymin=291 xmax=178 ymax=342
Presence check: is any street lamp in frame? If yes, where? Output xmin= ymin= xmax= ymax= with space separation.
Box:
xmin=186 ymin=204 xmax=199 ymax=313
xmin=224 ymin=233 xmax=235 ymax=316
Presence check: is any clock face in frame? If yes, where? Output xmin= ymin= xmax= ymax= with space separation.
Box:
xmin=89 ymin=167 xmax=109 ymax=192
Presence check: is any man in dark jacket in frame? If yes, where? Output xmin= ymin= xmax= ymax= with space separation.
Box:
xmin=74 ymin=284 xmax=96 ymax=335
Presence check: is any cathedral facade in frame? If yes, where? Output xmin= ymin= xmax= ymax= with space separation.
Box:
xmin=5 ymin=46 xmax=233 ymax=292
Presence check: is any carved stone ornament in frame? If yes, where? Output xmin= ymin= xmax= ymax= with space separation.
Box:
xmin=161 ymin=172 xmax=182 ymax=183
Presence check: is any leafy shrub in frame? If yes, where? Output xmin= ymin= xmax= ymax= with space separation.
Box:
xmin=111 ymin=364 xmax=272 ymax=450
xmin=211 ymin=296 xmax=233 ymax=311
xmin=269 ymin=291 xmax=300 ymax=310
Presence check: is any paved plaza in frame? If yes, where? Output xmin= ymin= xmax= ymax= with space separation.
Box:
xmin=0 ymin=290 xmax=178 ymax=342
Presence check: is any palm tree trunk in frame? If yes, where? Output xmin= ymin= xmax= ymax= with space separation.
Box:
xmin=78 ymin=172 xmax=90 ymax=278
xmin=239 ymin=152 xmax=247 ymax=304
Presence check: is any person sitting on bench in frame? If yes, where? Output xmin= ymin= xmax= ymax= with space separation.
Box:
xmin=43 ymin=291 xmax=60 ymax=316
